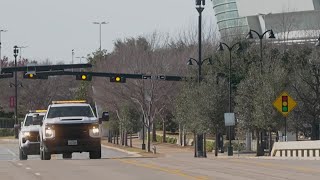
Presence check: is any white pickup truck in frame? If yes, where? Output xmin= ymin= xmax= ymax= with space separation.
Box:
xmin=39 ymin=100 xmax=109 ymax=160
xmin=18 ymin=110 xmax=47 ymax=160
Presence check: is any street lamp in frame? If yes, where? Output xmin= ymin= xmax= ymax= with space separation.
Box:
xmin=246 ymin=29 xmax=275 ymax=73
xmin=13 ymin=46 xmax=19 ymax=138
xmin=76 ymin=56 xmax=86 ymax=64
xmin=93 ymin=21 xmax=109 ymax=52
xmin=315 ymin=36 xmax=320 ymax=47
xmin=218 ymin=42 xmax=243 ymax=156
xmin=0 ymin=29 xmax=7 ymax=73
xmin=185 ymin=0 xmax=210 ymax=158
xmin=187 ymin=57 xmax=212 ymax=158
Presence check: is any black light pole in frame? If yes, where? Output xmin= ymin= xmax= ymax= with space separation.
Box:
xmin=247 ymin=29 xmax=275 ymax=155
xmin=13 ymin=46 xmax=19 ymax=139
xmin=218 ymin=42 xmax=243 ymax=156
xmin=246 ymin=29 xmax=275 ymax=73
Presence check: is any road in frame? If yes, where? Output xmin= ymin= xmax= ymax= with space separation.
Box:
xmin=1 ymin=139 xmax=320 ymax=180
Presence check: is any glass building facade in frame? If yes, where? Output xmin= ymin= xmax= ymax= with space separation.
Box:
xmin=211 ymin=0 xmax=249 ymax=39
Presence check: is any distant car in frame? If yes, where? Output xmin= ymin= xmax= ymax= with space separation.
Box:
xmin=39 ymin=100 xmax=109 ymax=160
xmin=18 ymin=110 xmax=47 ymax=160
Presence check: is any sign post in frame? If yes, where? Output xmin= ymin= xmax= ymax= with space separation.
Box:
xmin=273 ymin=91 xmax=297 ymax=141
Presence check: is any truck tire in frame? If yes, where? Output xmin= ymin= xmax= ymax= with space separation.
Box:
xmin=63 ymin=153 xmax=72 ymax=159
xmin=19 ymin=148 xmax=27 ymax=160
xmin=89 ymin=147 xmax=101 ymax=159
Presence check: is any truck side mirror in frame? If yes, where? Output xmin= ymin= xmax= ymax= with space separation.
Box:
xmin=99 ymin=111 xmax=109 ymax=123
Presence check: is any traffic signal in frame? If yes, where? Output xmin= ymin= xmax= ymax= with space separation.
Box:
xmin=76 ymin=74 xmax=92 ymax=81
xmin=23 ymin=72 xmax=48 ymax=79
xmin=282 ymin=96 xmax=288 ymax=112
xmin=110 ymin=76 xmax=126 ymax=83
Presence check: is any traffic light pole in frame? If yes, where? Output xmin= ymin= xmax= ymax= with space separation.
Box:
xmin=284 ymin=116 xmax=287 ymax=142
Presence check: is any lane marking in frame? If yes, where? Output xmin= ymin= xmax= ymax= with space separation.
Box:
xmin=26 ymin=167 xmax=31 ymax=170
xmin=117 ymin=159 xmax=209 ymax=180
xmin=7 ymin=149 xmax=17 ymax=157
xmin=35 ymin=173 xmax=41 ymax=176
xmin=17 ymin=163 xmax=23 ymax=166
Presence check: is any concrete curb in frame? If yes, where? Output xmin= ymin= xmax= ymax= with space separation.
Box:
xmin=101 ymin=144 xmax=142 ymax=157
xmin=0 ymin=139 xmax=18 ymax=143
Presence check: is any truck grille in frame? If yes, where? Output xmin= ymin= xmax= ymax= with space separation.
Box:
xmin=54 ymin=124 xmax=90 ymax=139
xmin=28 ymin=132 xmax=40 ymax=142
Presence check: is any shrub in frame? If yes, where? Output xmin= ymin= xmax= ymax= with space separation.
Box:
xmin=0 ymin=128 xmax=14 ymax=136
xmin=206 ymin=141 xmax=216 ymax=152
xmin=156 ymin=135 xmax=163 ymax=142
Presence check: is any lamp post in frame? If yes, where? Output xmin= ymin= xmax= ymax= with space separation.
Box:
xmin=246 ymin=29 xmax=275 ymax=73
xmin=0 ymin=29 xmax=7 ymax=73
xmin=93 ymin=21 xmax=109 ymax=52
xmin=247 ymin=29 xmax=275 ymax=155
xmin=13 ymin=46 xmax=19 ymax=139
xmin=218 ymin=42 xmax=243 ymax=156
xmin=186 ymin=0 xmax=209 ymax=158
xmin=76 ymin=56 xmax=86 ymax=64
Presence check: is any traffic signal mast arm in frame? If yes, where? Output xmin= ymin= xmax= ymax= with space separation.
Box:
xmin=1 ymin=63 xmax=92 ymax=73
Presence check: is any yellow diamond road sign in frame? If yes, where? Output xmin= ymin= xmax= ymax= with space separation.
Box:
xmin=273 ymin=92 xmax=297 ymax=117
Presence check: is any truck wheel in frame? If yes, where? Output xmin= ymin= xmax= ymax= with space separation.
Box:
xmin=89 ymin=148 xmax=101 ymax=159
xmin=19 ymin=148 xmax=27 ymax=160
xmin=63 ymin=153 xmax=72 ymax=159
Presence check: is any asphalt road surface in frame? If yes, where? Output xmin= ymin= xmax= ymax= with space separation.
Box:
xmin=1 ymin=139 xmax=320 ymax=180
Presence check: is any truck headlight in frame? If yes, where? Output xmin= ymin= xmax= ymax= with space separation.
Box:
xmin=45 ymin=127 xmax=55 ymax=138
xmin=22 ymin=131 xmax=30 ymax=137
xmin=89 ymin=126 xmax=100 ymax=137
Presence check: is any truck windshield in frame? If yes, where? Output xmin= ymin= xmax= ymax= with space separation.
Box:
xmin=24 ymin=115 xmax=44 ymax=126
xmin=46 ymin=106 xmax=94 ymax=118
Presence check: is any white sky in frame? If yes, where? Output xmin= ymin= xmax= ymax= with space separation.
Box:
xmin=0 ymin=0 xmax=215 ymax=64
xmin=237 ymin=0 xmax=314 ymax=16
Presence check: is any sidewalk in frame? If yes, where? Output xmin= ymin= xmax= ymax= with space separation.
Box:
xmin=129 ymin=137 xmax=258 ymax=159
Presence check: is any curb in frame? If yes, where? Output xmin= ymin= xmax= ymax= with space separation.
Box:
xmin=101 ymin=144 xmax=142 ymax=157
xmin=0 ymin=139 xmax=18 ymax=143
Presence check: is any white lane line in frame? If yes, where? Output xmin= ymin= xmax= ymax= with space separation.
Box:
xmin=35 ymin=173 xmax=41 ymax=176
xmin=26 ymin=167 xmax=31 ymax=170
xmin=7 ymin=149 xmax=17 ymax=157
xmin=17 ymin=163 xmax=23 ymax=166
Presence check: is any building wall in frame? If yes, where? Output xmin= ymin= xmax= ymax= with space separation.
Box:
xmin=211 ymin=0 xmax=320 ymax=40
xmin=211 ymin=0 xmax=249 ymax=39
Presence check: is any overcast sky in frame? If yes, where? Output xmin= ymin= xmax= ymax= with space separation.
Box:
xmin=0 ymin=0 xmax=215 ymax=64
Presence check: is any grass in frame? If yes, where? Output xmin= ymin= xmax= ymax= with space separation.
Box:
xmin=0 ymin=136 xmax=15 ymax=139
